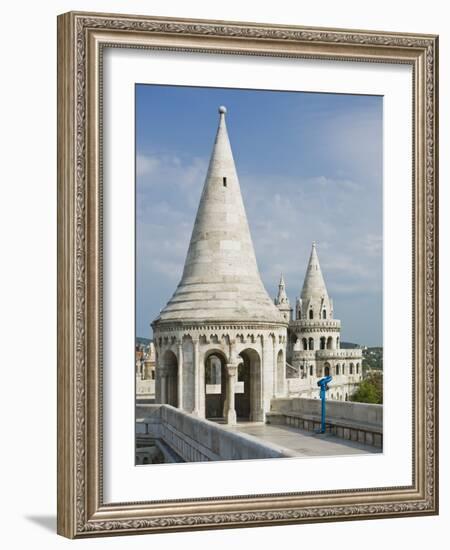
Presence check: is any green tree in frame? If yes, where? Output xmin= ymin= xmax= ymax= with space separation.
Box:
xmin=350 ymin=372 xmax=383 ymax=404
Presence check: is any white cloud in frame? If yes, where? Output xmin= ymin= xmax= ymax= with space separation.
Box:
xmin=359 ymin=233 xmax=383 ymax=257
xmin=137 ymin=152 xmax=207 ymax=188
xmin=136 ymin=154 xmax=160 ymax=177
xmin=137 ymin=152 xmax=208 ymax=216
xmin=303 ymin=175 xmax=361 ymax=191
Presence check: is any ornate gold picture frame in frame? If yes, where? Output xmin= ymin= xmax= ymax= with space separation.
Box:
xmin=57 ymin=11 xmax=439 ymax=538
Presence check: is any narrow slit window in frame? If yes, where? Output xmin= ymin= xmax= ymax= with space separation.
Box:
xmin=223 ymin=177 xmax=227 ymax=187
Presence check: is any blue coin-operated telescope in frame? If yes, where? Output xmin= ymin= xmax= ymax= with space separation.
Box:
xmin=317 ymin=376 xmax=333 ymax=434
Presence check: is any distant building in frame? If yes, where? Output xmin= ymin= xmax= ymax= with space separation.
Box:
xmin=135 ymin=342 xmax=156 ymax=380
xmin=136 ymin=342 xmax=156 ymax=401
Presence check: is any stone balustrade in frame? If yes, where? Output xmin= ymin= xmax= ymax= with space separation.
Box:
xmin=315 ymin=349 xmax=362 ymax=359
xmin=136 ymin=377 xmax=155 ymax=397
xmin=136 ymin=404 xmax=298 ymax=462
xmin=268 ymin=398 xmax=382 ymax=448
xmin=290 ymin=319 xmax=341 ymax=329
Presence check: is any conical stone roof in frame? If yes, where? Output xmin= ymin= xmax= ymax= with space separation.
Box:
xmin=154 ymin=106 xmax=286 ymax=326
xmin=301 ymin=242 xmax=329 ymax=303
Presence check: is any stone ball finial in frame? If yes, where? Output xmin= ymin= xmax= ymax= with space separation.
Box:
xmin=218 ymin=105 xmax=227 ymax=114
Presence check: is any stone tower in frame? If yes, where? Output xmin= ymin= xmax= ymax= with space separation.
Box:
xmin=287 ymin=243 xmax=362 ymax=400
xmin=296 ymin=242 xmax=333 ymax=322
xmin=274 ymin=274 xmax=292 ymax=322
xmin=152 ymin=106 xmax=288 ymax=424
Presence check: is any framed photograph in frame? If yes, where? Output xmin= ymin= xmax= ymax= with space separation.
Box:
xmin=57 ymin=11 xmax=439 ymax=538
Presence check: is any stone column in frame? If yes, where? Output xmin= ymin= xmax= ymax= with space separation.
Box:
xmin=198 ymin=351 xmax=206 ymax=418
xmin=256 ymin=336 xmax=265 ymax=421
xmin=160 ymin=369 xmax=167 ymax=404
xmin=279 ymin=341 xmax=286 ymax=397
xmin=177 ymin=340 xmax=183 ymax=410
xmin=225 ymin=363 xmax=238 ymax=425
xmin=193 ymin=338 xmax=200 ymax=415
xmin=272 ymin=335 xmax=277 ymax=398
xmin=222 ymin=361 xmax=229 ymax=420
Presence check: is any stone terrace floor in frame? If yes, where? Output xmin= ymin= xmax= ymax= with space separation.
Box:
xmin=220 ymin=421 xmax=381 ymax=457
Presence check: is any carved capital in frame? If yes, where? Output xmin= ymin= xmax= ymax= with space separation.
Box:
xmin=226 ymin=363 xmax=239 ymax=377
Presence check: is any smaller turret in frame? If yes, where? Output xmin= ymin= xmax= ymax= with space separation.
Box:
xmin=299 ymin=242 xmax=333 ymax=321
xmin=274 ymin=274 xmax=292 ymax=321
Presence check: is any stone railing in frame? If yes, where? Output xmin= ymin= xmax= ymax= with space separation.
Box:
xmin=268 ymin=398 xmax=382 ymax=448
xmin=290 ymin=319 xmax=341 ymax=329
xmin=315 ymin=349 xmax=362 ymax=359
xmin=136 ymin=404 xmax=297 ymax=462
xmin=287 ymin=374 xmax=361 ymax=392
xmin=291 ymin=350 xmax=316 ymax=360
xmin=136 ymin=378 xmax=155 ymax=397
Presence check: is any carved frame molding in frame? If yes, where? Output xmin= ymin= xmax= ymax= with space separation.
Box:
xmin=57 ymin=11 xmax=438 ymax=538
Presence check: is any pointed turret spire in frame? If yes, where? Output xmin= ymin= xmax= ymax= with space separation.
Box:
xmin=275 ymin=274 xmax=289 ymax=306
xmin=300 ymin=242 xmax=332 ymax=320
xmin=274 ymin=273 xmax=292 ymax=321
xmin=155 ymin=107 xmax=285 ymax=325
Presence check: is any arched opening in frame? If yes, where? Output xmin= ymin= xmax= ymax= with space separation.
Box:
xmin=207 ymin=355 xmax=222 ymax=384
xmin=356 ymin=362 xmax=360 ymax=374
xmin=236 ymin=348 xmax=262 ymax=421
xmin=308 ymin=337 xmax=314 ymax=350
xmin=309 ymin=365 xmax=313 ymax=376
xmin=162 ymin=350 xmax=178 ymax=407
xmin=336 ymin=364 xmax=340 ymax=376
xmin=320 ymin=336 xmax=326 ymax=350
xmin=324 ymin=362 xmax=331 ymax=377
xmin=276 ymin=349 xmax=284 ymax=395
xmin=204 ymin=351 xmax=227 ymax=419
xmin=302 ymin=337 xmax=308 ymax=350
xmin=342 ymin=364 xmax=345 ymax=375
xmin=309 ymin=309 xmax=313 ymax=319
xmin=322 ymin=309 xmax=327 ymax=319
xmin=327 ymin=336 xmax=333 ymax=349
xmin=345 ymin=393 xmax=348 ymax=401
xmin=336 ymin=336 xmax=340 ymax=349
xmin=349 ymin=363 xmax=354 ymax=375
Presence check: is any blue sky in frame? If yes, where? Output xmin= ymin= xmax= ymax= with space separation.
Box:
xmin=136 ymin=85 xmax=383 ymax=346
